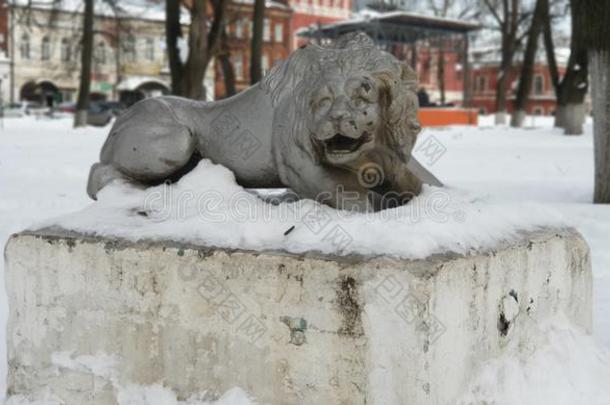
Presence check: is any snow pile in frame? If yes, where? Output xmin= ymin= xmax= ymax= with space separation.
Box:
xmin=455 ymin=315 xmax=610 ymax=405
xmin=39 ymin=159 xmax=567 ymax=259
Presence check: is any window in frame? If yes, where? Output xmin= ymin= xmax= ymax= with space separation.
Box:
xmin=20 ymin=34 xmax=30 ymax=59
xmin=274 ymin=23 xmax=283 ymax=43
xmin=248 ymin=21 xmax=253 ymax=39
xmin=261 ymin=54 xmax=269 ymax=74
xmin=263 ymin=19 xmax=270 ymax=42
xmin=96 ymin=41 xmax=106 ymax=64
xmin=61 ymin=90 xmax=74 ymax=102
xmin=533 ymin=106 xmax=544 ymax=115
xmin=534 ymin=75 xmax=544 ymax=95
xmin=145 ymin=38 xmax=155 ymax=61
xmin=477 ymin=75 xmax=486 ymax=93
xmin=235 ymin=19 xmax=243 ymax=39
xmin=60 ymin=38 xmax=71 ymax=62
xmin=41 ymin=36 xmax=51 ymax=60
xmin=125 ymin=35 xmax=136 ymax=62
xmin=233 ymin=53 xmax=243 ymax=80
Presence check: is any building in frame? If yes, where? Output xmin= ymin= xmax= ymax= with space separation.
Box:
xmin=4 ymin=0 xmax=211 ymax=106
xmin=288 ymin=0 xmax=352 ymax=49
xmin=0 ymin=0 xmax=11 ymax=103
xmin=413 ymin=39 xmax=467 ymax=105
xmin=214 ymin=0 xmax=352 ymax=98
xmin=297 ymin=10 xmax=479 ymax=107
xmin=470 ymin=47 xmax=568 ymax=116
xmin=214 ymin=0 xmax=292 ymax=98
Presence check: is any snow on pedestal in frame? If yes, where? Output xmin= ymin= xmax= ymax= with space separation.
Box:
xmin=4 ymin=226 xmax=591 ymax=404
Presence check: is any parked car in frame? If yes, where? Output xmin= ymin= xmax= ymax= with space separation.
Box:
xmin=2 ymin=101 xmax=48 ymax=117
xmin=25 ymin=103 xmax=51 ymax=117
xmin=87 ymin=102 xmax=113 ymax=127
xmin=100 ymin=101 xmax=127 ymax=117
xmin=57 ymin=102 xmax=76 ymax=114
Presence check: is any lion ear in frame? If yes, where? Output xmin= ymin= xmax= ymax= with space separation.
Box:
xmin=399 ymin=63 xmax=422 ymax=137
xmin=380 ymin=63 xmax=421 ymax=161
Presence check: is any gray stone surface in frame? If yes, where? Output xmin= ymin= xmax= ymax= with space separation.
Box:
xmin=5 ymin=227 xmax=592 ymax=404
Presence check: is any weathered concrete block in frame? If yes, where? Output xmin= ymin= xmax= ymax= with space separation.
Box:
xmin=5 ymin=228 xmax=592 ymax=404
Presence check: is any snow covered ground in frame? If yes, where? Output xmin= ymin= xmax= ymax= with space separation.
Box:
xmin=1 ymin=115 xmax=610 ymax=404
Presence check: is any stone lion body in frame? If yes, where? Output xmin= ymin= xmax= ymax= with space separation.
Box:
xmin=88 ymin=34 xmax=439 ymax=211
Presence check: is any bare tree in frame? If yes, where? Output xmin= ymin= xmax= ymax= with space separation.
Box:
xmin=74 ymin=0 xmax=94 ymax=127
xmin=573 ymin=0 xmax=610 ymax=203
xmin=481 ymin=0 xmax=530 ymax=124
xmin=219 ymin=28 xmax=236 ymax=97
xmin=510 ymin=0 xmax=546 ymax=127
xmin=546 ymin=1 xmax=587 ymax=134
xmin=428 ymin=0 xmax=451 ymax=104
xmin=250 ymin=0 xmax=265 ymax=84
xmin=166 ymin=0 xmax=227 ymax=99
xmin=427 ymin=0 xmax=479 ymax=105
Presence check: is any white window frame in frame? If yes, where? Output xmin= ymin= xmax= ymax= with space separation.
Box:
xmin=233 ymin=53 xmax=243 ymax=80
xmin=533 ymin=74 xmax=544 ymax=95
xmin=41 ymin=36 xmax=51 ymax=61
xmin=20 ymin=34 xmax=30 ymax=59
xmin=274 ymin=23 xmax=283 ymax=43
xmin=145 ymin=37 xmax=155 ymax=61
xmin=235 ymin=19 xmax=243 ymax=39
xmin=263 ymin=19 xmax=271 ymax=42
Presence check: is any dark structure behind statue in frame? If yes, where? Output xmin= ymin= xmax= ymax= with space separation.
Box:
xmin=87 ymin=33 xmax=441 ymax=212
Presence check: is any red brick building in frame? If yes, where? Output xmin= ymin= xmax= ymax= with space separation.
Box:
xmin=470 ymin=49 xmax=567 ymax=116
xmin=214 ymin=0 xmax=292 ymax=98
xmin=413 ymin=45 xmax=567 ymax=115
xmin=288 ymin=0 xmax=352 ymax=49
xmin=414 ymin=40 xmax=466 ymax=105
xmin=0 ymin=0 xmax=8 ymax=55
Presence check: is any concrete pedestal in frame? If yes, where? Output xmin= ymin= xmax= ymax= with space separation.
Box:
xmin=4 ymin=228 xmax=592 ymax=404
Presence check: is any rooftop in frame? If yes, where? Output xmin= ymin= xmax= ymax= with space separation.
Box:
xmin=298 ymin=10 xmax=481 ymax=44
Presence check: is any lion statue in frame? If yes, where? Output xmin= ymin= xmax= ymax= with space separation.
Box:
xmin=87 ymin=33 xmax=441 ymax=212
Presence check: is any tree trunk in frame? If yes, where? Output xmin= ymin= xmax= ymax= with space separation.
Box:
xmin=591 ymin=50 xmax=610 ymax=203
xmin=462 ymin=33 xmax=472 ymax=108
xmin=166 ymin=0 xmax=227 ymax=99
xmin=511 ymin=0 xmax=545 ymax=128
xmin=411 ymin=44 xmax=418 ymax=71
xmin=542 ymin=0 xmax=559 ymax=100
xmin=564 ymin=46 xmax=589 ymax=134
xmin=492 ymin=0 xmax=520 ymax=125
xmin=495 ymin=36 xmax=517 ymax=125
xmin=494 ymin=64 xmax=509 ymax=125
xmin=554 ymin=0 xmax=589 ymax=134
xmin=113 ymin=18 xmax=123 ymax=100
xmin=220 ymin=29 xmax=236 ymax=98
xmin=555 ymin=49 xmax=588 ymax=134
xmin=250 ymin=0 xmax=265 ymax=84
xmin=183 ymin=0 xmax=208 ymax=99
xmin=165 ymin=0 xmax=183 ymax=96
xmin=574 ymin=0 xmax=610 ymax=202
xmin=437 ymin=45 xmax=446 ymax=105
xmin=74 ymin=0 xmax=94 ymax=128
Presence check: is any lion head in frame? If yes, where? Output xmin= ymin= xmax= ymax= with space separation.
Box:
xmin=263 ymin=33 xmax=422 ymax=207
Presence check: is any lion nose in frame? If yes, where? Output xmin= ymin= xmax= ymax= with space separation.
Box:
xmin=329 ymin=97 xmax=350 ymax=121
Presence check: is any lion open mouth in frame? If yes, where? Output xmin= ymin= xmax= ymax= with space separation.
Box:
xmin=324 ymin=132 xmax=371 ymax=154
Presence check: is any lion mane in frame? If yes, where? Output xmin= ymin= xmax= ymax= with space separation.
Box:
xmin=261 ymin=33 xmax=421 ymax=169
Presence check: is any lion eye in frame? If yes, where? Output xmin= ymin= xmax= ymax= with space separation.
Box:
xmin=315 ymin=97 xmax=332 ymax=111
xmin=352 ymin=96 xmax=368 ymax=108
